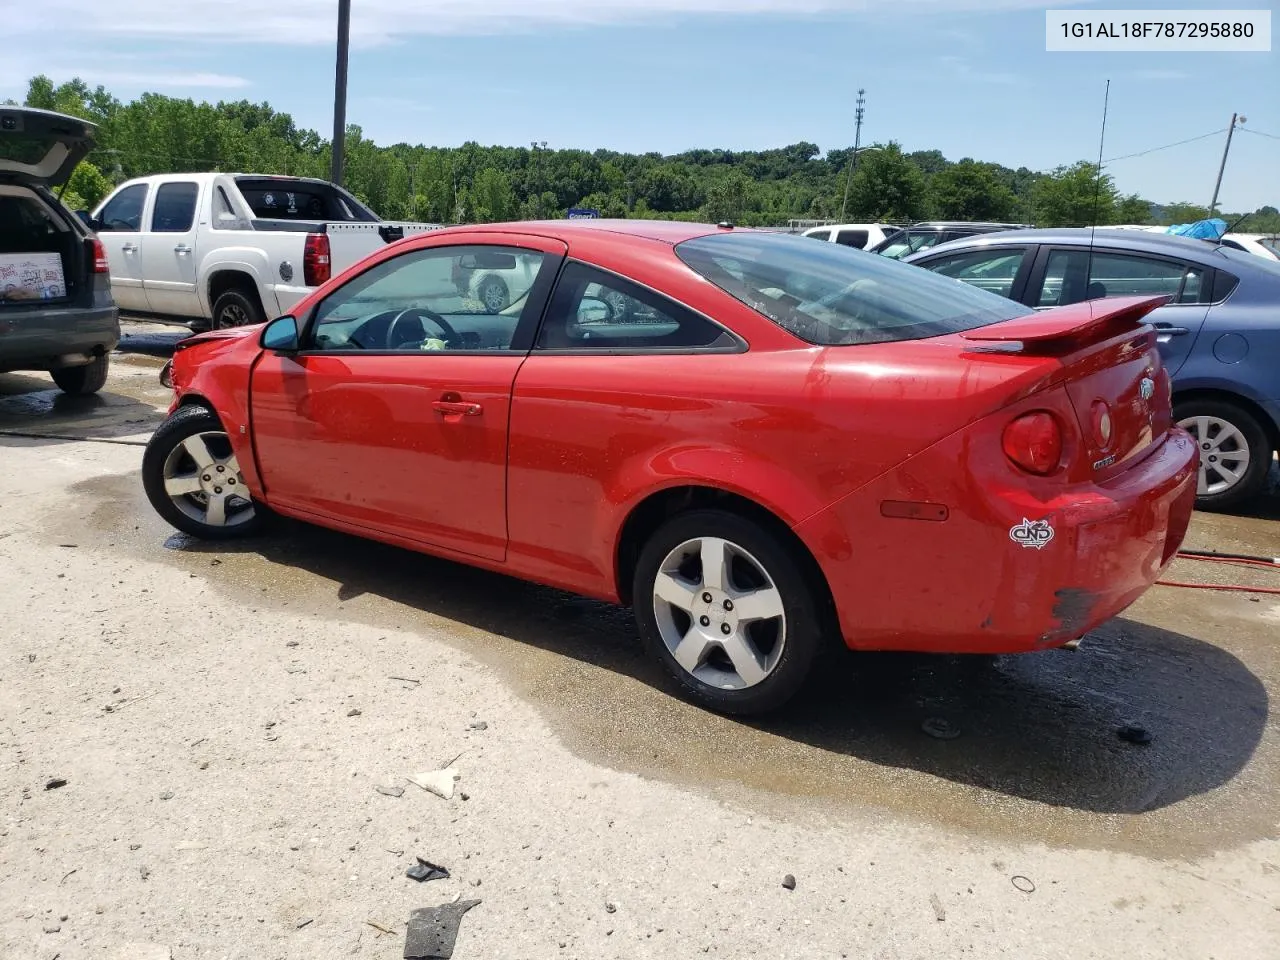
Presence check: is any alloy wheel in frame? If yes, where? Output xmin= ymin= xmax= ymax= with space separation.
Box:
xmin=161 ymin=430 xmax=256 ymax=528
xmin=651 ymin=536 xmax=787 ymax=690
xmin=480 ymin=279 xmax=507 ymax=313
xmin=1178 ymin=414 xmax=1252 ymax=497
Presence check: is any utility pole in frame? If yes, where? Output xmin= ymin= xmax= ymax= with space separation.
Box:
xmin=839 ymin=89 xmax=866 ymax=223
xmin=330 ymin=0 xmax=352 ymax=186
xmin=1208 ymin=112 xmax=1246 ymax=214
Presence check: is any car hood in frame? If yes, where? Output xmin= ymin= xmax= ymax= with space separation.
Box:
xmin=0 ymin=107 xmax=96 ymax=188
xmin=175 ymin=325 xmax=262 ymax=352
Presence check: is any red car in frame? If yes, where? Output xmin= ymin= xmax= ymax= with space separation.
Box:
xmin=143 ymin=220 xmax=1198 ymax=715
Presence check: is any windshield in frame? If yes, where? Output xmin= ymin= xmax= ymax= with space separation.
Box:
xmin=674 ymin=231 xmax=1034 ymax=346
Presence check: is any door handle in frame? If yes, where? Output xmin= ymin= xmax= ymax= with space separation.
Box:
xmin=1153 ymin=323 xmax=1190 ymax=337
xmin=432 ymin=400 xmax=483 ymax=417
xmin=174 ymin=244 xmax=192 ymax=255
xmin=121 ymin=243 xmax=138 ymax=253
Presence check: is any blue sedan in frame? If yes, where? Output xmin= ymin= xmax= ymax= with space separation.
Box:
xmin=906 ymin=229 xmax=1280 ymax=510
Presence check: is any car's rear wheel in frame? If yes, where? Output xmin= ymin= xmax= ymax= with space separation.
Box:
xmin=477 ymin=276 xmax=509 ymax=314
xmin=50 ymin=354 xmax=110 ymax=395
xmin=142 ymin=406 xmax=264 ymax=539
xmin=1175 ymin=398 xmax=1273 ymax=511
xmin=633 ymin=509 xmax=825 ymax=715
xmin=212 ymin=288 xmax=265 ymax=329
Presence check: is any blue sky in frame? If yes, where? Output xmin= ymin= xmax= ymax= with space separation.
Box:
xmin=5 ymin=0 xmax=1276 ymax=210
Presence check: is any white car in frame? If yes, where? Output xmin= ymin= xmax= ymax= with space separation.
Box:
xmin=1219 ymin=233 xmax=1280 ymax=261
xmin=800 ymin=223 xmax=900 ymax=251
xmin=86 ymin=172 xmax=441 ymax=330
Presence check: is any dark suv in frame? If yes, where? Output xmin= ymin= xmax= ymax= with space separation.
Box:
xmin=870 ymin=221 xmax=1031 ymax=260
xmin=0 ymin=107 xmax=119 ymax=394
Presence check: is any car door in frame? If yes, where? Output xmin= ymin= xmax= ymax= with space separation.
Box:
xmin=92 ymin=182 xmax=150 ymax=311
xmin=141 ymin=180 xmax=201 ymax=316
xmin=1027 ymin=246 xmax=1210 ymax=376
xmin=249 ymin=234 xmax=566 ymax=561
xmin=910 ymin=245 xmax=1036 ymax=301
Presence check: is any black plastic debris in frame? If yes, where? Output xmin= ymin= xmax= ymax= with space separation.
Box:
xmin=403 ymin=899 xmax=480 ymax=959
xmin=781 ymin=874 xmax=797 ymax=890
xmin=1117 ymin=725 xmax=1153 ymax=746
xmin=45 ymin=778 xmax=68 ymax=791
xmin=406 ymin=858 xmax=450 ymax=883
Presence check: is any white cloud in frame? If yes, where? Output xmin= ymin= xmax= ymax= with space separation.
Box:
xmin=15 ymin=0 xmax=1092 ymax=46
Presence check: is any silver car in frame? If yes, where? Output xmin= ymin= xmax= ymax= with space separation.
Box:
xmin=0 ymin=107 xmax=119 ymax=394
xmin=906 ymin=228 xmax=1280 ymax=510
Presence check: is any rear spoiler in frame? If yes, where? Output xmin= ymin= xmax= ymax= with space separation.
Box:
xmin=961 ymin=295 xmax=1170 ymax=350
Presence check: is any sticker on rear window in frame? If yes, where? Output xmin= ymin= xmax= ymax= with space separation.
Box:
xmin=1010 ymin=518 xmax=1055 ymax=550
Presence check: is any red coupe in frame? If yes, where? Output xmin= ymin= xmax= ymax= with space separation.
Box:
xmin=143 ymin=220 xmax=1198 ymax=715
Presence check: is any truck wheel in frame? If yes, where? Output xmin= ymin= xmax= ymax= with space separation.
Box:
xmin=212 ymin=288 xmax=265 ymax=329
xmin=51 ymin=355 xmax=110 ymax=395
xmin=477 ymin=276 xmax=509 ymax=314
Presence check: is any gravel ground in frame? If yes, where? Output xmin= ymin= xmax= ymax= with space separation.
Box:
xmin=1 ymin=336 xmax=1278 ymax=959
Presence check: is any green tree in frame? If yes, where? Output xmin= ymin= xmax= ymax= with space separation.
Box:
xmin=1113 ymin=194 xmax=1153 ymax=224
xmin=930 ymin=160 xmax=1018 ymax=221
xmin=1031 ymin=161 xmax=1117 ymax=227
xmin=1158 ymin=202 xmax=1211 ymax=225
xmin=60 ymin=161 xmax=114 ymax=211
xmin=845 ymin=143 xmax=927 ymax=221
xmin=701 ymin=171 xmax=754 ymax=223
xmin=470 ymin=167 xmax=516 ymax=223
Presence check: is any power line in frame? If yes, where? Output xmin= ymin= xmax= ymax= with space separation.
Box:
xmin=1103 ymin=129 xmax=1222 ymax=163
xmin=1239 ymin=127 xmax=1280 ymax=142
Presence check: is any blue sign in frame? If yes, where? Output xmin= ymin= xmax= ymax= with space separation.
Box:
xmin=567 ymin=208 xmax=601 ymax=219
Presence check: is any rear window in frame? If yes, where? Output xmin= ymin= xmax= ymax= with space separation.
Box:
xmin=0 ymin=135 xmax=55 ymax=166
xmin=234 ymin=178 xmax=377 ymax=222
xmin=674 ymin=232 xmax=1034 ymax=346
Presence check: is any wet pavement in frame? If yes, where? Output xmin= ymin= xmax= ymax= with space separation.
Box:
xmin=4 ymin=320 xmax=1280 ymax=863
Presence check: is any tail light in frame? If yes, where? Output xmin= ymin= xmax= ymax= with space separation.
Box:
xmin=1089 ymin=400 xmax=1113 ymax=448
xmin=1003 ymin=411 xmax=1064 ymax=475
xmin=88 ymin=237 xmax=109 ymax=273
xmin=303 ymin=233 xmax=331 ymax=287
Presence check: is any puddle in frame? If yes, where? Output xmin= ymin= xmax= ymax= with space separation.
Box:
xmin=46 ymin=471 xmax=1280 ymax=859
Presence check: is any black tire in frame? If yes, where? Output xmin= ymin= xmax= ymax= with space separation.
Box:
xmin=632 ymin=509 xmax=827 ymax=716
xmin=142 ymin=405 xmax=266 ymax=540
xmin=51 ymin=354 xmax=109 ymax=395
xmin=212 ymin=287 xmax=265 ymax=329
xmin=1174 ymin=398 xmax=1273 ymax=511
xmin=476 ymin=275 xmax=509 ymax=314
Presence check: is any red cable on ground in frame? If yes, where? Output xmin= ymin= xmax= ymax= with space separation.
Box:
xmin=1156 ymin=550 xmax=1280 ymax=594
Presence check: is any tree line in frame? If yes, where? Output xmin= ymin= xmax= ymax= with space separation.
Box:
xmin=18 ymin=75 xmax=1280 ymax=235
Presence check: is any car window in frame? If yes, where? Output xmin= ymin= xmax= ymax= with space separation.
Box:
xmin=835 ymin=229 xmax=868 ymax=248
xmin=805 ymin=229 xmax=831 ymax=241
xmin=537 ymin=261 xmax=734 ymax=351
xmin=1037 ymin=249 xmax=1205 ymax=307
xmin=877 ymin=230 xmax=942 ymax=260
xmin=97 ymin=184 xmax=148 ymax=232
xmin=675 ymin=232 xmax=1034 ymax=346
xmin=149 ymin=182 xmax=199 ymax=233
xmin=919 ymin=248 xmax=1028 ymax=298
xmin=308 ymin=245 xmax=547 ymax=352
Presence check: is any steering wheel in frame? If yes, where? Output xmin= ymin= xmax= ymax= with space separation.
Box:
xmin=385 ymin=307 xmax=461 ymax=350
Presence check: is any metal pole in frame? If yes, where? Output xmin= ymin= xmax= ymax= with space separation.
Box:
xmin=331 ymin=0 xmax=351 ymax=186
xmin=839 ymin=89 xmax=866 ymax=222
xmin=1208 ymin=113 xmax=1238 ymax=214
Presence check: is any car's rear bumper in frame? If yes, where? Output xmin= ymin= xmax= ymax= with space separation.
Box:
xmin=0 ymin=303 xmax=120 ymax=371
xmin=796 ymin=428 xmax=1199 ymax=654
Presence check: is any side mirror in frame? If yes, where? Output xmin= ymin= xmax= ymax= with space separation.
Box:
xmin=260 ymin=315 xmax=300 ymax=352
xmin=76 ymin=210 xmax=103 ymax=231
xmin=576 ymin=296 xmax=614 ymax=324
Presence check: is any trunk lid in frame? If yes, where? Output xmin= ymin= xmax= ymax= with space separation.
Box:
xmin=0 ymin=107 xmax=96 ymax=188
xmin=962 ymin=295 xmax=1173 ymax=478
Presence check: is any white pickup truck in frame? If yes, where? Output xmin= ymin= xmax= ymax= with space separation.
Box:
xmin=84 ymin=172 xmax=441 ymax=330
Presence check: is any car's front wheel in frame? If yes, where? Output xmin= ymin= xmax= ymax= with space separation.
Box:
xmin=476 ymin=276 xmax=509 ymax=314
xmin=633 ymin=509 xmax=826 ymax=715
xmin=142 ymin=406 xmax=264 ymax=539
xmin=1175 ymin=398 xmax=1273 ymax=511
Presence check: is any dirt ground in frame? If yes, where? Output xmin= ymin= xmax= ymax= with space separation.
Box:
xmin=1 ymin=324 xmax=1278 ymax=959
